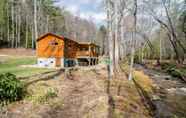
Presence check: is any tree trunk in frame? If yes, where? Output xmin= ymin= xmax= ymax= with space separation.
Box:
xmin=25 ymin=15 xmax=28 ymax=48
xmin=31 ymin=25 xmax=34 ymax=49
xmin=15 ymin=11 xmax=18 ymax=48
xmin=34 ymin=0 xmax=38 ymax=49
xmin=162 ymin=0 xmax=186 ymax=56
xmin=129 ymin=0 xmax=137 ymax=81
xmin=7 ymin=2 xmax=10 ymax=47
xmin=160 ymin=29 xmax=162 ymax=63
xmin=11 ymin=1 xmax=14 ymax=48
xmin=46 ymin=15 xmax=49 ymax=33
xmin=18 ymin=7 xmax=21 ymax=48
xmin=107 ymin=0 xmax=114 ymax=78
xmin=114 ymin=0 xmax=120 ymax=73
xmin=129 ymin=32 xmax=135 ymax=80
xmin=167 ymin=32 xmax=181 ymax=63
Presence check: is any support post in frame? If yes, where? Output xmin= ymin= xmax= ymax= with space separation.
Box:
xmin=89 ymin=45 xmax=91 ymax=66
xmin=75 ymin=59 xmax=79 ymax=67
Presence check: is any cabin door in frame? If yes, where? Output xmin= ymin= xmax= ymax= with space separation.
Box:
xmin=56 ymin=58 xmax=61 ymax=67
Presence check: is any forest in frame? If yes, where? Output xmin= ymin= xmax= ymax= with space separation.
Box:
xmin=0 ymin=0 xmax=185 ymax=67
xmin=105 ymin=0 xmax=186 ymax=78
xmin=0 ymin=0 xmax=186 ymax=118
xmin=0 ymin=0 xmax=102 ymax=49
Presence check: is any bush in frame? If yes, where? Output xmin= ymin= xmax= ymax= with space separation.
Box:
xmin=167 ymin=68 xmax=183 ymax=79
xmin=0 ymin=73 xmax=24 ymax=104
xmin=27 ymin=87 xmax=58 ymax=104
xmin=160 ymin=63 xmax=184 ymax=79
xmin=161 ymin=63 xmax=176 ymax=70
xmin=46 ymin=88 xmax=58 ymax=98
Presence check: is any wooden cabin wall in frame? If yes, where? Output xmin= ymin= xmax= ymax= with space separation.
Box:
xmin=64 ymin=40 xmax=79 ymax=59
xmin=37 ymin=35 xmax=64 ymax=58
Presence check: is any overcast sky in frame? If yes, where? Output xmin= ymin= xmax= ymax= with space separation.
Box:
xmin=55 ymin=0 xmax=106 ymax=25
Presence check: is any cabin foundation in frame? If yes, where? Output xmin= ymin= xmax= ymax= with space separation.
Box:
xmin=77 ymin=57 xmax=99 ymax=66
xmin=37 ymin=58 xmax=65 ymax=68
xmin=37 ymin=58 xmax=56 ymax=68
xmin=64 ymin=58 xmax=77 ymax=67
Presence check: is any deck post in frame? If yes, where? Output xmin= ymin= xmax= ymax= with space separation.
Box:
xmin=75 ymin=59 xmax=79 ymax=67
xmin=89 ymin=45 xmax=91 ymax=66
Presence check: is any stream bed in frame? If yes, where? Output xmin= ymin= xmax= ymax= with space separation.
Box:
xmin=135 ymin=64 xmax=186 ymax=118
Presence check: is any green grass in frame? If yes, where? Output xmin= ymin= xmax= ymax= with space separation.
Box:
xmin=0 ymin=56 xmax=53 ymax=77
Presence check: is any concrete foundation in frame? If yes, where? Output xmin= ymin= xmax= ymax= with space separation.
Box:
xmin=37 ymin=58 xmax=77 ymax=68
xmin=37 ymin=57 xmax=98 ymax=68
xmin=37 ymin=58 xmax=56 ymax=68
xmin=77 ymin=58 xmax=99 ymax=66
xmin=64 ymin=58 xmax=77 ymax=67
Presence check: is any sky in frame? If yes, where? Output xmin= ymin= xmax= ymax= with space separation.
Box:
xmin=55 ymin=0 xmax=106 ymax=25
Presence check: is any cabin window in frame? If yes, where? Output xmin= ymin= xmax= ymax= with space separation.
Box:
xmin=49 ymin=40 xmax=58 ymax=46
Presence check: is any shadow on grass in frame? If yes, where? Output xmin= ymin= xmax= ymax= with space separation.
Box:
xmin=132 ymin=78 xmax=156 ymax=117
xmin=19 ymin=70 xmax=58 ymax=80
xmin=24 ymin=69 xmax=64 ymax=87
xmin=106 ymin=80 xmax=116 ymax=118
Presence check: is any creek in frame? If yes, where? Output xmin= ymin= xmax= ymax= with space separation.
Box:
xmin=135 ymin=64 xmax=186 ymax=118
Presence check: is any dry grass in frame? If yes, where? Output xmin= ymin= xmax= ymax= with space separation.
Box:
xmin=26 ymin=84 xmax=58 ymax=104
xmin=107 ymin=79 xmax=152 ymax=118
xmin=2 ymin=67 xmax=109 ymax=118
xmin=107 ymin=61 xmax=155 ymax=118
xmin=134 ymin=70 xmax=154 ymax=93
xmin=0 ymin=48 xmax=35 ymax=56
xmin=1 ymin=60 xmax=156 ymax=118
xmin=120 ymin=60 xmax=154 ymax=93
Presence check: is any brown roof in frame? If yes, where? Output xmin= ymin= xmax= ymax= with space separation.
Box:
xmin=64 ymin=37 xmax=78 ymax=44
xmin=37 ymin=33 xmax=99 ymax=46
xmin=37 ymin=33 xmax=64 ymax=42
xmin=79 ymin=42 xmax=100 ymax=47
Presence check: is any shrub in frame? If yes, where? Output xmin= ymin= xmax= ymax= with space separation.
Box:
xmin=46 ymin=88 xmax=58 ymax=98
xmin=162 ymin=63 xmax=184 ymax=79
xmin=27 ymin=87 xmax=58 ymax=104
xmin=0 ymin=73 xmax=24 ymax=104
xmin=161 ymin=63 xmax=176 ymax=70
xmin=168 ymin=68 xmax=183 ymax=79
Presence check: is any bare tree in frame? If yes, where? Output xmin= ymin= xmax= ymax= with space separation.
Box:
xmin=128 ymin=0 xmax=137 ymax=80
xmin=106 ymin=0 xmax=114 ymax=78
xmin=144 ymin=0 xmax=186 ymax=63
xmin=34 ymin=0 xmax=38 ymax=48
xmin=11 ymin=0 xmax=14 ymax=48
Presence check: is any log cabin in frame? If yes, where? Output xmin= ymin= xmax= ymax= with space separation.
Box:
xmin=37 ymin=33 xmax=78 ymax=68
xmin=36 ymin=33 xmax=100 ymax=68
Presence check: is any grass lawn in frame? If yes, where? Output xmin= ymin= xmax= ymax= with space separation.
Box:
xmin=0 ymin=56 xmax=54 ymax=77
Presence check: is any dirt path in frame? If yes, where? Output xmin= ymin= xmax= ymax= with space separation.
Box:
xmin=54 ymin=70 xmax=109 ymax=118
xmin=1 ymin=67 xmax=109 ymax=118
xmin=1 ymin=64 xmax=157 ymax=118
